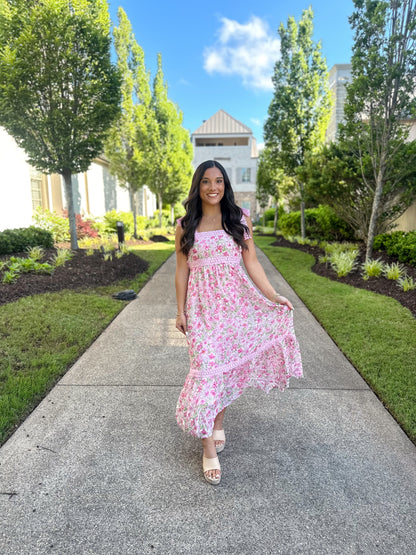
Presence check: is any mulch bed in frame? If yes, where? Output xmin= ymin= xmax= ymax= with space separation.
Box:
xmin=270 ymin=236 xmax=416 ymax=318
xmin=0 ymin=248 xmax=149 ymax=306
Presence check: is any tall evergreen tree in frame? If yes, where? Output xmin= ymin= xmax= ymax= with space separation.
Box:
xmin=343 ymin=0 xmax=416 ymax=260
xmin=0 ymin=0 xmax=121 ymax=249
xmin=104 ymin=7 xmax=153 ymax=238
xmin=148 ymin=53 xmax=193 ymax=227
xmin=264 ymin=6 xmax=331 ymax=238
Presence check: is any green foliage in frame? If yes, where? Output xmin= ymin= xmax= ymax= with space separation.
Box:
xmin=26 ymin=246 xmax=44 ymax=262
xmin=344 ymin=0 xmax=416 ymax=259
xmin=2 ymin=270 xmax=18 ymax=284
xmin=32 ymin=207 xmax=70 ymax=243
xmin=52 ymin=248 xmax=73 ymax=268
xmin=278 ymin=205 xmax=355 ymax=241
xmin=0 ymin=0 xmax=121 ymax=249
xmin=374 ymin=231 xmax=416 ymax=267
xmin=100 ymin=210 xmax=134 ymax=234
xmin=383 ymin=263 xmax=405 ymax=281
xmin=148 ymin=53 xmax=193 ymax=226
xmin=330 ymin=250 xmax=359 ymax=277
xmin=104 ymin=7 xmax=154 ymax=238
xmin=397 ymin=276 xmax=416 ymax=292
xmin=0 ymin=227 xmax=53 ymax=255
xmin=301 ymin=140 xmax=416 ymax=242
xmin=362 ymin=259 xmax=384 ymax=279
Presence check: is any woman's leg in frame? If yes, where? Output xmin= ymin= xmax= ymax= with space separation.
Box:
xmin=201 ymin=436 xmax=221 ymax=481
xmin=213 ymin=407 xmax=227 ymax=450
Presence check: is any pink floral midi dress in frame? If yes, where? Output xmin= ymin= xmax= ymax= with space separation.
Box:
xmin=175 ymin=210 xmax=303 ymax=438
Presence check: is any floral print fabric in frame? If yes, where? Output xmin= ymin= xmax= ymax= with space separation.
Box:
xmin=175 ymin=212 xmax=303 ymax=438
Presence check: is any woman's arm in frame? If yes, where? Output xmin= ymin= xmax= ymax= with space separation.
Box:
xmin=175 ymin=224 xmax=190 ymax=334
xmin=241 ymin=216 xmax=293 ymax=310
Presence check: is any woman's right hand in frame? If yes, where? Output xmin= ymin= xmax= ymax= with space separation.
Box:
xmin=176 ymin=313 xmax=187 ymax=335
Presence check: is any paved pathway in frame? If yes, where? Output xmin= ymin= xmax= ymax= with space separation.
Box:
xmin=1 ymin=250 xmax=416 ymax=554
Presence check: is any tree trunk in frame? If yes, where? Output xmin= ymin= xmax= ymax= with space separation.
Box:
xmin=298 ymin=180 xmax=306 ymax=239
xmin=62 ymin=169 xmax=78 ymax=250
xmin=129 ymin=189 xmax=138 ymax=239
xmin=300 ymin=201 xmax=306 ymax=239
xmin=158 ymin=193 xmax=163 ymax=227
xmin=366 ymin=169 xmax=384 ymax=261
xmin=273 ymin=204 xmax=278 ymax=235
xmin=170 ymin=204 xmax=174 ymax=225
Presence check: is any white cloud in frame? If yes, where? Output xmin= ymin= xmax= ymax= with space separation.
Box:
xmin=203 ymin=16 xmax=280 ymax=91
xmin=250 ymin=117 xmax=262 ymax=126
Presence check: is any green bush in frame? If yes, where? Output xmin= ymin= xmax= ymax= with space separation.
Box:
xmin=100 ymin=210 xmax=134 ymax=234
xmin=278 ymin=205 xmax=355 ymax=241
xmin=32 ymin=207 xmax=70 ymax=242
xmin=0 ymin=227 xmax=53 ymax=255
xmin=374 ymin=231 xmax=416 ymax=267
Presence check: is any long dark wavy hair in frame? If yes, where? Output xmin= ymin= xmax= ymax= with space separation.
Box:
xmin=179 ymin=160 xmax=249 ymax=256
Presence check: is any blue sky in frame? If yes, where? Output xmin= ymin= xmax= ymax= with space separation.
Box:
xmin=108 ymin=1 xmax=354 ymax=145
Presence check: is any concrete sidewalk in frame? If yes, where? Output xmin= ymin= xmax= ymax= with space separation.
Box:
xmin=1 ymin=250 xmax=416 ymax=554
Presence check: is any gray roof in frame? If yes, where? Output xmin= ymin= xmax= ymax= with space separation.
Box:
xmin=192 ymin=109 xmax=252 ymax=135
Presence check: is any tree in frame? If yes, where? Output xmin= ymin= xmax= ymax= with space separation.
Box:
xmin=148 ymin=53 xmax=193 ymax=227
xmin=344 ymin=0 xmax=416 ymax=260
xmin=264 ymin=6 xmax=332 ymax=238
xmin=0 ymin=0 xmax=121 ymax=249
xmin=104 ymin=7 xmax=154 ymax=238
xmin=256 ymin=148 xmax=280 ymax=231
xmin=299 ymin=133 xmax=416 ymax=240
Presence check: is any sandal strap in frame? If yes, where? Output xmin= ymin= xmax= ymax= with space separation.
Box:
xmin=212 ymin=429 xmax=225 ymax=442
xmin=203 ymin=456 xmax=221 ymax=472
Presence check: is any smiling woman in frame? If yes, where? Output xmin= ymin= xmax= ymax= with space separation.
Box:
xmin=174 ymin=160 xmax=303 ymax=485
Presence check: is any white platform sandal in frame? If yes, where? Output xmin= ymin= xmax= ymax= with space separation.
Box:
xmin=212 ymin=429 xmax=226 ymax=453
xmin=203 ymin=456 xmax=221 ymax=485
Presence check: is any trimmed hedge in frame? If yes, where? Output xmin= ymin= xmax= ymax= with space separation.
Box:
xmin=0 ymin=227 xmax=54 ymax=255
xmin=374 ymin=231 xmax=416 ymax=267
xmin=278 ymin=205 xmax=355 ymax=241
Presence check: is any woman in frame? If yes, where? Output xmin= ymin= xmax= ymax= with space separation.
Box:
xmin=175 ymin=160 xmax=303 ymax=485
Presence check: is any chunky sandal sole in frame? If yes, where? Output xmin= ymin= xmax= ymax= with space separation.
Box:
xmin=203 ymin=455 xmax=221 ymax=485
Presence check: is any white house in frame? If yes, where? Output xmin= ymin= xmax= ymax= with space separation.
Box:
xmin=191 ymin=110 xmax=259 ymax=219
xmin=0 ymin=126 xmax=157 ymax=232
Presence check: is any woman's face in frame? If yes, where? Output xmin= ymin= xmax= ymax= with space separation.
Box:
xmin=199 ymin=167 xmax=225 ymax=206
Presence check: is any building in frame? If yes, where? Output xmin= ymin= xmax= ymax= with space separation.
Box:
xmin=326 ymin=63 xmax=352 ymax=143
xmin=0 ymin=127 xmax=156 ymax=232
xmin=191 ymin=110 xmax=259 ymax=218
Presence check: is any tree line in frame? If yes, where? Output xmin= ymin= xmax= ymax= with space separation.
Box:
xmin=0 ymin=1 xmax=193 ymax=249
xmin=260 ymin=1 xmax=416 ymax=261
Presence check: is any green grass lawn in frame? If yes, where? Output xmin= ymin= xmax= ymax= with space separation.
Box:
xmin=255 ymin=235 xmax=416 ymax=444
xmin=0 ymin=242 xmax=175 ymax=445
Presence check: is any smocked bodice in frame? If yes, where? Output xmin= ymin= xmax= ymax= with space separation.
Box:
xmin=187 ymin=230 xmax=242 ymax=270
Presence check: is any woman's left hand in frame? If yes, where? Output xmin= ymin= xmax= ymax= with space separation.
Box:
xmin=275 ymin=294 xmax=294 ymax=311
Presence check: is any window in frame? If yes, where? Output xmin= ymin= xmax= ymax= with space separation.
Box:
xmin=241 ymin=168 xmax=251 ymax=183
xmin=30 ymin=167 xmax=43 ymax=210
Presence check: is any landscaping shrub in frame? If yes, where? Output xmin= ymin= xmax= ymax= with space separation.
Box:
xmin=278 ymin=205 xmax=355 ymax=241
xmin=32 ymin=207 xmax=70 ymax=242
xmin=100 ymin=210 xmax=134 ymax=235
xmin=61 ymin=210 xmax=98 ymax=239
xmin=0 ymin=227 xmax=53 ymax=255
xmin=374 ymin=231 xmax=416 ymax=267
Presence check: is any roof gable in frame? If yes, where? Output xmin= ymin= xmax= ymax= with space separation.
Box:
xmin=192 ymin=109 xmax=252 ymax=135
